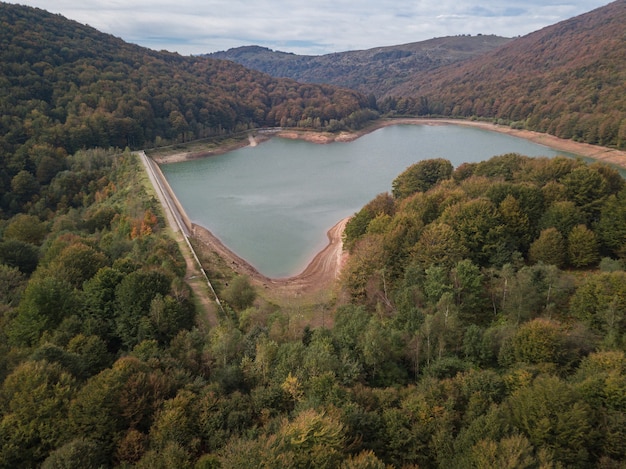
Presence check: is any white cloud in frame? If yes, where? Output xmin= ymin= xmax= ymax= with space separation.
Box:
xmin=4 ymin=0 xmax=611 ymax=55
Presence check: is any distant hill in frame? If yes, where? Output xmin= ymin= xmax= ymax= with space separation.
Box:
xmin=0 ymin=3 xmax=373 ymax=159
xmin=206 ymin=35 xmax=512 ymax=97
xmin=385 ymin=0 xmax=626 ymax=149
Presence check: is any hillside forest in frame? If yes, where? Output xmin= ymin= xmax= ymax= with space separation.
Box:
xmin=207 ymin=35 xmax=511 ymax=98
xmin=213 ymin=1 xmax=626 ymax=152
xmin=1 ymin=1 xmax=626 ymax=469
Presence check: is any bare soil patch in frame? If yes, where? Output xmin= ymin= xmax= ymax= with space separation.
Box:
xmin=192 ymin=218 xmax=349 ymax=304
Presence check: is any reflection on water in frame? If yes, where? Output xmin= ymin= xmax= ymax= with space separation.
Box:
xmin=161 ymin=124 xmax=576 ymax=277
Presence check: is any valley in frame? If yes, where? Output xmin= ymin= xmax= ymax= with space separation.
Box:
xmin=1 ymin=1 xmax=626 ymax=467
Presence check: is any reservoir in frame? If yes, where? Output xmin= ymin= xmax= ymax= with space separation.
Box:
xmin=161 ymin=124 xmax=577 ymax=278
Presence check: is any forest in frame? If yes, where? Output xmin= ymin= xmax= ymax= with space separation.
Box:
xmin=2 ymin=146 xmax=626 ymax=467
xmin=381 ymin=0 xmax=626 ymax=151
xmin=206 ymin=35 xmax=511 ymax=98
xmin=1 ymin=1 xmax=626 ymax=468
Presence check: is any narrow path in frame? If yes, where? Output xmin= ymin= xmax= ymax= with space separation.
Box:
xmin=137 ymin=151 xmax=221 ymax=327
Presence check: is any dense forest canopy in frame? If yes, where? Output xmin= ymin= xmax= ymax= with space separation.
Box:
xmin=1 ymin=2 xmax=626 ymax=468
xmin=381 ymin=0 xmax=626 ymax=150
xmin=2 ymin=149 xmax=626 ymax=467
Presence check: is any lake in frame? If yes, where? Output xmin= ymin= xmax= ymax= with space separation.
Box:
xmin=161 ymin=124 xmax=577 ymax=277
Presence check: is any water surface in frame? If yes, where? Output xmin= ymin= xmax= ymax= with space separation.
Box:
xmin=161 ymin=124 xmax=576 ymax=277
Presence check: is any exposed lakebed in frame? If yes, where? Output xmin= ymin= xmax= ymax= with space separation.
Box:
xmin=161 ymin=124 xmax=577 ymax=277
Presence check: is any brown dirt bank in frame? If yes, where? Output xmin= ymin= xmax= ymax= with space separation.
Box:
xmin=149 ymin=134 xmax=273 ymax=164
xmin=192 ymin=218 xmax=349 ymax=300
xmin=376 ymin=118 xmax=626 ymax=169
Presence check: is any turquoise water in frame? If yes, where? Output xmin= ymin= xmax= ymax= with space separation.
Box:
xmin=161 ymin=124 xmax=576 ymax=277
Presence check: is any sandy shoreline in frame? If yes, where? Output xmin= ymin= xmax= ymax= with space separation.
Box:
xmin=154 ymin=118 xmax=626 ymax=297
xmin=192 ymin=218 xmax=349 ymax=297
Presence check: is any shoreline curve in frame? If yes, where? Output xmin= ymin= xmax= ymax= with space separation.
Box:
xmin=192 ymin=217 xmax=349 ymax=296
xmin=158 ymin=118 xmax=626 ymax=296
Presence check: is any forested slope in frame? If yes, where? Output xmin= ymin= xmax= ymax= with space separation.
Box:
xmin=0 ymin=3 xmax=374 ymax=210
xmin=209 ymin=1 xmax=626 ymax=151
xmin=383 ymin=0 xmax=626 ymax=149
xmin=207 ymin=35 xmax=511 ymax=97
xmin=3 ymin=150 xmax=626 ymax=467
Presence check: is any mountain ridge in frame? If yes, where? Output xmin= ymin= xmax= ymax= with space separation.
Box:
xmin=206 ymin=35 xmax=512 ymax=97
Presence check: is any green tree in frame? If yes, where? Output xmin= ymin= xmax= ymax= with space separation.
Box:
xmin=504 ymin=375 xmax=594 ymax=468
xmin=539 ymin=200 xmax=582 ymax=238
xmin=344 ymin=208 xmax=376 ymax=251
xmin=468 ymin=434 xmax=537 ymax=469
xmin=222 ymin=275 xmax=256 ymax=311
xmin=561 ymin=165 xmax=609 ymax=219
xmin=529 ymin=228 xmax=566 ymax=267
xmin=573 ymin=351 xmax=626 ymax=461
xmin=0 ymin=360 xmax=76 ymax=467
xmin=45 ymin=242 xmax=108 ymax=287
xmin=452 ymin=259 xmax=489 ymax=325
xmin=344 ymin=193 xmax=395 ymax=251
xmin=596 ymin=189 xmax=626 ymax=257
xmin=341 ymin=450 xmax=387 ymax=469
xmin=569 ymin=271 xmax=626 ymax=347
xmin=3 ymin=213 xmax=48 ymax=245
xmin=510 ymin=318 xmax=565 ymax=366
xmin=440 ymin=198 xmax=505 ymax=266
xmin=68 ymin=356 xmax=164 ymax=459
xmin=149 ymin=294 xmax=195 ymax=345
xmin=66 ymin=334 xmax=114 ymax=378
xmin=0 ymin=264 xmax=25 ymax=307
xmin=360 ymin=316 xmax=406 ymax=386
xmin=332 ymin=305 xmax=372 ymax=359
xmin=10 ymin=169 xmax=40 ymax=205
xmin=568 ymin=224 xmax=599 ymax=267
xmin=8 ymin=276 xmax=76 ymax=346
xmin=498 ymin=194 xmax=532 ymax=252
xmin=148 ymin=390 xmax=200 ymax=458
xmin=41 ymin=438 xmax=106 ymax=469
xmin=392 ymin=158 xmax=453 ymax=199
xmin=263 ymin=409 xmax=346 ymax=468
xmin=500 ymin=263 xmax=566 ymax=324
xmin=473 ymin=153 xmax=526 ymax=180
xmin=341 ymin=234 xmax=385 ymax=301
xmin=81 ymin=267 xmax=125 ymax=347
xmin=114 ymin=269 xmax=171 ymax=349
xmin=0 ymin=239 xmax=40 ymax=274
xmin=423 ymin=265 xmax=452 ymax=306
xmin=410 ymin=222 xmax=467 ymax=269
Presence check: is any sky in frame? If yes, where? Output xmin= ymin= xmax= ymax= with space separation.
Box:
xmin=5 ymin=0 xmax=611 ymax=56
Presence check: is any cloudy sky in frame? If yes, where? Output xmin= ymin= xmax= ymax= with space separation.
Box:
xmin=6 ymin=0 xmax=611 ymax=55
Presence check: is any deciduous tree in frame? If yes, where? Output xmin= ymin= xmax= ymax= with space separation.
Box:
xmin=529 ymin=228 xmax=566 ymax=267
xmin=392 ymin=158 xmax=453 ymax=199
xmin=568 ymin=224 xmax=599 ymax=267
